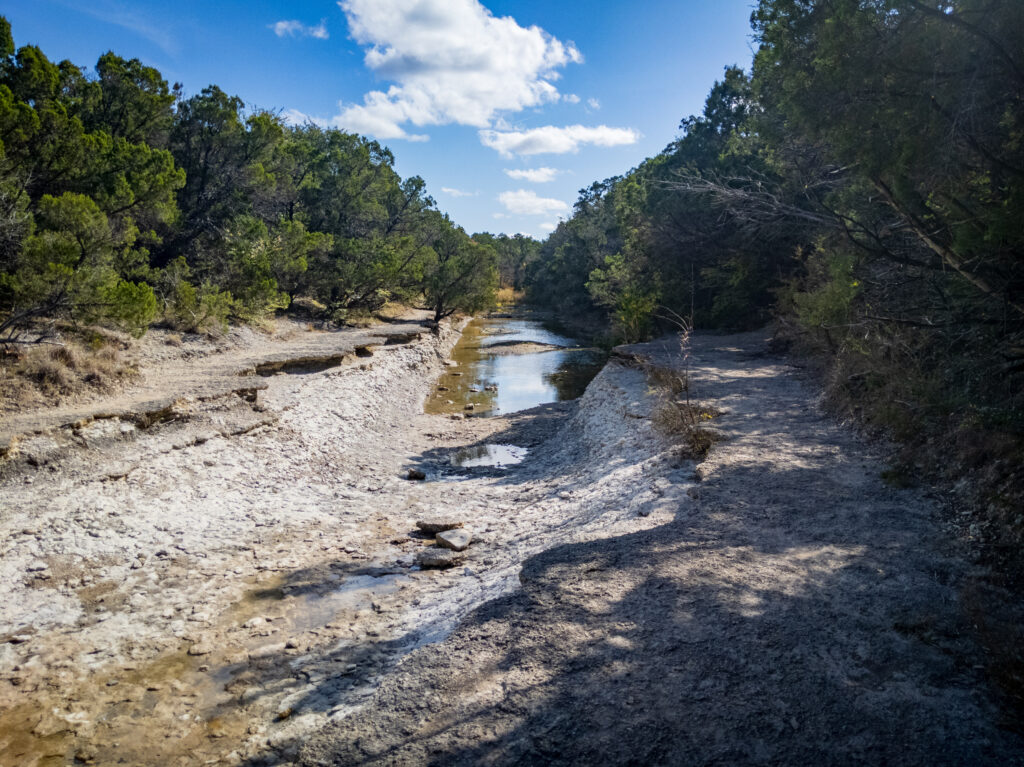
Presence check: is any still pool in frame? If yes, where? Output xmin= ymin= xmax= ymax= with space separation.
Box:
xmin=425 ymin=316 xmax=606 ymax=417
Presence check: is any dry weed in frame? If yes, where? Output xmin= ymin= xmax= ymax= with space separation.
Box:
xmin=0 ymin=339 xmax=135 ymax=411
xmin=641 ymin=312 xmax=723 ymax=459
xmin=495 ymin=287 xmax=524 ymax=306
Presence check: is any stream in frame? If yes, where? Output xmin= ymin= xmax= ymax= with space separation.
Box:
xmin=424 ymin=314 xmax=606 ymax=418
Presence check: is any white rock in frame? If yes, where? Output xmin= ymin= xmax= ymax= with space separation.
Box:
xmin=436 ymin=529 xmax=472 ymax=552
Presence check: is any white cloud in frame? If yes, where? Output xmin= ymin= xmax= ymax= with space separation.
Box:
xmin=504 ymin=167 xmax=559 ymax=183
xmin=538 ymin=221 xmax=557 ymax=233
xmin=441 ymin=187 xmax=476 ymax=197
xmin=480 ymin=124 xmax=640 ymax=157
xmin=587 ymin=97 xmax=601 ymax=110
xmin=271 ymin=19 xmax=329 ymax=39
xmin=334 ymin=0 xmax=582 ymax=140
xmin=281 ymin=108 xmax=329 ymax=127
xmin=563 ymin=93 xmax=581 ymax=104
xmin=498 ymin=189 xmax=570 ymax=216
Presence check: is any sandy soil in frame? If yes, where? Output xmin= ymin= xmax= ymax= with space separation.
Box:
xmin=1 ymin=324 xmax=1020 ymax=766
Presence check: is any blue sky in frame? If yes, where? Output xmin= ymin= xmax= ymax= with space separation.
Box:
xmin=3 ymin=0 xmax=756 ymax=238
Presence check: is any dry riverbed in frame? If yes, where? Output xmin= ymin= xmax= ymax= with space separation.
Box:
xmin=0 ymin=321 xmax=1020 ymax=766
xmin=0 ymin=318 xmax=685 ymax=766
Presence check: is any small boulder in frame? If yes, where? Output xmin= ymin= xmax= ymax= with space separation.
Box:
xmin=416 ymin=548 xmax=465 ymax=569
xmin=437 ymin=386 xmax=450 ymax=392
xmin=406 ymin=468 xmax=427 ymax=481
xmin=416 ymin=519 xmax=463 ymax=534
xmin=436 ymin=529 xmax=472 ymax=552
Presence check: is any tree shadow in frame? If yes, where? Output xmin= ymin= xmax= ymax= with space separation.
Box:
xmin=214 ymin=343 xmax=1019 ymax=765
xmin=284 ymin=454 xmax=1020 ymax=766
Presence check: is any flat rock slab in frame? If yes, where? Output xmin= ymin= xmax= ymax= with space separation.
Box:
xmin=416 ymin=548 xmax=465 ymax=569
xmin=415 ymin=519 xmax=463 ymax=534
xmin=435 ymin=529 xmax=472 ymax=552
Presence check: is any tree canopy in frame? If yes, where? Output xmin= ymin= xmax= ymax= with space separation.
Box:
xmin=0 ymin=17 xmax=497 ymax=339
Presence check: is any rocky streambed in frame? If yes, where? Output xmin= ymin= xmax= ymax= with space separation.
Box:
xmin=1 ymin=319 xmax=1020 ymax=767
xmin=0 ymin=316 xmax=687 ymax=766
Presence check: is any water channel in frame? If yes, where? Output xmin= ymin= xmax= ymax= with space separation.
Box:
xmin=425 ymin=315 xmax=606 ymax=419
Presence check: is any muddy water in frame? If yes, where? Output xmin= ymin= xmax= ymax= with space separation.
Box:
xmin=425 ymin=316 xmax=605 ymax=418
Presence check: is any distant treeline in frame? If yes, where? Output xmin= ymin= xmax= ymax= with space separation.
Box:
xmin=524 ymin=0 xmax=1023 ymax=535
xmin=0 ymin=16 xmax=524 ymax=336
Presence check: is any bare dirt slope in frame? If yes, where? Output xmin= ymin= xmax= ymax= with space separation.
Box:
xmin=300 ymin=331 xmax=1023 ymax=767
xmin=0 ymin=315 xmax=431 ymax=452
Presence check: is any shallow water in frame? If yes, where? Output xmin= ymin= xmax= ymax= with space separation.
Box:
xmin=425 ymin=316 xmax=605 ymax=417
xmin=452 ymin=443 xmax=529 ymax=468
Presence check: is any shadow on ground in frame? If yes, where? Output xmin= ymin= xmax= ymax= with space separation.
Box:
xmin=206 ymin=348 xmax=1022 ymax=766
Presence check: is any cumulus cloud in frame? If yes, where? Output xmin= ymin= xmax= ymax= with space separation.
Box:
xmin=587 ymin=97 xmax=601 ymax=110
xmin=271 ymin=19 xmax=329 ymax=39
xmin=334 ymin=0 xmax=582 ymax=140
xmin=563 ymin=93 xmax=581 ymax=104
xmin=498 ymin=189 xmax=570 ymax=216
xmin=538 ymin=221 xmax=557 ymax=233
xmin=504 ymin=167 xmax=559 ymax=183
xmin=480 ymin=124 xmax=640 ymax=157
xmin=441 ymin=187 xmax=476 ymax=197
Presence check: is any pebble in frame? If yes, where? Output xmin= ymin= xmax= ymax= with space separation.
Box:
xmin=436 ymin=529 xmax=472 ymax=552
xmin=415 ymin=519 xmax=463 ymax=534
xmin=416 ymin=548 xmax=466 ymax=569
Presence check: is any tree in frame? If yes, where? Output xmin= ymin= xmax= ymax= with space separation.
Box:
xmin=422 ymin=216 xmax=498 ymax=322
xmin=0 ymin=193 xmax=156 ymax=337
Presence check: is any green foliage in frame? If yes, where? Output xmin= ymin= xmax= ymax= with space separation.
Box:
xmin=587 ymin=253 xmax=659 ymax=343
xmin=789 ymin=249 xmax=859 ymax=332
xmin=102 ymin=279 xmax=157 ymax=336
xmin=422 ymin=217 xmax=498 ymax=322
xmin=0 ymin=14 xmax=467 ymax=343
xmin=0 ymin=192 xmax=159 ymax=333
xmin=156 ymin=257 xmax=233 ymax=333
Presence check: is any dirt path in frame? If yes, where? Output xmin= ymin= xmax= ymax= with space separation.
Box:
xmin=298 ymin=331 xmax=1023 ymax=766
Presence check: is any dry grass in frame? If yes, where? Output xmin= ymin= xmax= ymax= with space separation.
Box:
xmin=495 ymin=287 xmax=525 ymax=307
xmin=647 ymin=365 xmax=723 ymax=459
xmin=638 ymin=319 xmax=723 ymax=459
xmin=0 ymin=339 xmax=136 ymax=413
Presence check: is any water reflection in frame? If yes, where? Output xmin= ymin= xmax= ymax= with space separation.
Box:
xmin=451 ymin=444 xmax=528 ymax=468
xmin=425 ymin=317 xmax=606 ymax=416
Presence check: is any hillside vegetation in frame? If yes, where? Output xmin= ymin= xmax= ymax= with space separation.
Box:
xmin=0 ymin=15 xmax=503 ymax=343
xmin=523 ymin=0 xmax=1024 ymax=561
